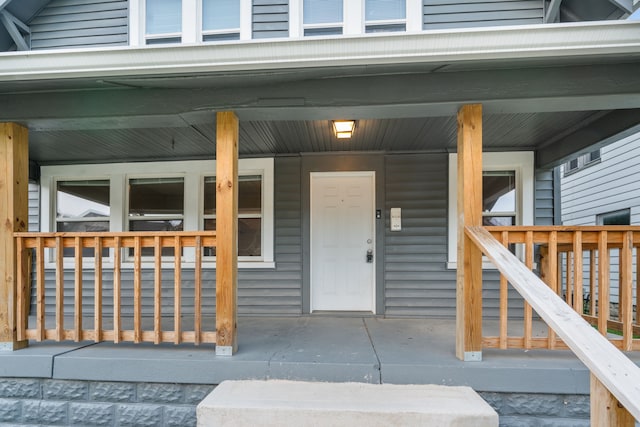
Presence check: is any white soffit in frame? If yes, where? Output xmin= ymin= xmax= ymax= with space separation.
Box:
xmin=0 ymin=21 xmax=639 ymax=81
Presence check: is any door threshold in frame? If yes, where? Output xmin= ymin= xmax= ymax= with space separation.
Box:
xmin=310 ymin=311 xmax=376 ymax=318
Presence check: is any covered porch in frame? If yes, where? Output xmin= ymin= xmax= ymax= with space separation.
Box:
xmin=2 ymin=19 xmax=640 ymax=424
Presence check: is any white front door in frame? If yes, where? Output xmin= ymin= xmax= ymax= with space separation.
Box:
xmin=310 ymin=172 xmax=375 ymax=312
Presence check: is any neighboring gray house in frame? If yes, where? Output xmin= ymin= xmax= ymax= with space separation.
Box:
xmin=0 ymin=0 xmax=640 ymax=425
xmin=561 ymin=129 xmax=640 ymax=307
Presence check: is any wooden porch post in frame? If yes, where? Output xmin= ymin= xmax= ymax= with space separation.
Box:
xmin=590 ymin=374 xmax=634 ymax=426
xmin=455 ymin=104 xmax=483 ymax=361
xmin=215 ymin=112 xmax=239 ymax=356
xmin=0 ymin=123 xmax=29 ymax=351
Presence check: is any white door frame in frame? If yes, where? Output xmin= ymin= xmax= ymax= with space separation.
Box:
xmin=310 ymin=171 xmax=376 ymax=313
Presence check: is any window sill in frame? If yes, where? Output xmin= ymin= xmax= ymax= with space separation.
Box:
xmin=51 ymin=261 xmax=276 ymax=270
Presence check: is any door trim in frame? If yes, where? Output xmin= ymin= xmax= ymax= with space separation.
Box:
xmin=309 ymin=171 xmax=376 ymax=313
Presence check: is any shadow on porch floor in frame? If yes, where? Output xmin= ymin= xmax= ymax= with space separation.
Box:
xmin=2 ymin=317 xmax=639 ymax=394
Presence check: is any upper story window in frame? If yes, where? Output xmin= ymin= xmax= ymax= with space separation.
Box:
xmin=365 ymin=0 xmax=406 ymax=33
xmin=202 ymin=0 xmax=241 ymax=41
xmin=145 ymin=0 xmax=182 ymax=44
xmin=303 ymin=0 xmax=343 ymax=36
xmin=291 ymin=0 xmax=420 ymax=37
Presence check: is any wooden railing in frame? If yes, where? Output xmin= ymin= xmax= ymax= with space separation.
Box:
xmin=482 ymin=226 xmax=640 ymax=351
xmin=467 ymin=226 xmax=640 ymax=424
xmin=14 ymin=231 xmax=217 ymax=345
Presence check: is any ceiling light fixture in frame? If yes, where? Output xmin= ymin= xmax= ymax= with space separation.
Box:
xmin=332 ymin=120 xmax=356 ymax=139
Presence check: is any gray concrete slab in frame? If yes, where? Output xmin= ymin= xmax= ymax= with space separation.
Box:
xmin=0 ymin=342 xmax=93 ymax=378
xmin=364 ymin=317 xmax=640 ymax=394
xmin=266 ymin=317 xmax=380 ymax=383
xmin=3 ymin=316 xmax=639 ymax=395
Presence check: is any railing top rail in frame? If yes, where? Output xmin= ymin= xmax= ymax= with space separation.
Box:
xmin=485 ymin=225 xmax=640 ymax=232
xmin=466 ymin=225 xmax=640 ymax=421
xmin=13 ymin=231 xmax=217 ymax=238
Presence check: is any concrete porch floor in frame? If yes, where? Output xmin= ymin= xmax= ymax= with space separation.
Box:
xmin=2 ymin=317 xmax=639 ymax=395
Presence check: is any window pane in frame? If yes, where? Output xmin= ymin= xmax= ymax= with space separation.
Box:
xmin=203 ymin=218 xmax=261 ymax=256
xmin=146 ymin=0 xmax=182 ymax=35
xmin=57 ymin=221 xmax=110 ymax=257
xmin=304 ymin=0 xmax=343 ymax=24
xmin=204 ymin=175 xmax=262 ymax=215
xmin=203 ymin=0 xmax=240 ymax=31
xmin=599 ymin=209 xmax=630 ymax=226
xmin=129 ymin=177 xmax=184 ymax=217
xmin=129 ymin=219 xmax=184 ymax=232
xmin=483 ymin=171 xmax=515 ymax=213
xmin=57 ymin=180 xmax=110 ymax=220
xmin=365 ymin=23 xmax=406 ymax=33
xmin=366 ymin=0 xmax=405 ymax=21
xmin=483 ymin=216 xmax=515 ymax=227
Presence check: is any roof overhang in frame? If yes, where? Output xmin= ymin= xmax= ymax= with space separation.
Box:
xmin=1 ymin=21 xmax=640 ymax=168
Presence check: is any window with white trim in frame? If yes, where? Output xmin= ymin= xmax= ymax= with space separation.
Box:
xmin=42 ymin=159 xmax=275 ymax=268
xmin=56 ymin=179 xmax=111 ymax=257
xmin=303 ymin=0 xmax=344 ymax=36
xmin=203 ymin=175 xmax=263 ymax=258
xmin=365 ymin=0 xmax=406 ymax=33
xmin=202 ymin=0 xmax=241 ymax=41
xmin=290 ymin=0 xmax=421 ymax=37
xmin=447 ymin=152 xmax=534 ymax=268
xmin=145 ymin=0 xmax=182 ymax=44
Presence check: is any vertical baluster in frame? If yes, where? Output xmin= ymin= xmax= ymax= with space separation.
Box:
xmin=590 ymin=250 xmax=597 ymax=316
xmin=621 ymin=231 xmax=633 ymax=351
xmin=154 ymin=236 xmax=162 ymax=345
xmin=134 ymin=236 xmax=142 ymax=343
xmin=36 ymin=237 xmax=45 ymax=341
xmin=16 ymin=237 xmax=25 ymax=341
xmin=194 ymin=236 xmax=202 ymax=345
xmin=499 ymin=231 xmax=508 ymax=349
xmin=565 ymin=252 xmax=572 ymax=305
xmin=573 ymin=232 xmax=583 ymax=314
xmin=523 ymin=231 xmax=533 ymax=349
xmin=113 ymin=236 xmax=121 ymax=344
xmin=598 ymin=231 xmax=610 ymax=335
xmin=94 ymin=237 xmax=102 ymax=343
xmin=636 ymin=246 xmax=640 ymax=327
xmin=74 ymin=236 xmax=82 ymax=342
xmin=548 ymin=231 xmax=558 ymax=349
xmin=55 ymin=236 xmax=64 ymax=341
xmin=174 ymin=236 xmax=182 ymax=345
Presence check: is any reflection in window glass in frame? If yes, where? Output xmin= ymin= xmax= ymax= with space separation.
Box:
xmin=204 ymin=218 xmax=261 ymax=257
xmin=204 ymin=175 xmax=262 ymax=257
xmin=483 ymin=171 xmax=515 ymax=213
xmin=366 ymin=0 xmax=405 ymax=21
xmin=598 ymin=209 xmax=630 ymax=226
xmin=56 ymin=180 xmax=110 ymax=257
xmin=482 ymin=171 xmax=516 ymax=227
xmin=57 ymin=180 xmax=110 ymax=219
xmin=129 ymin=177 xmax=184 ymax=256
xmin=304 ymin=0 xmax=342 ymax=24
xmin=303 ymin=0 xmax=343 ymax=35
xmin=204 ymin=175 xmax=262 ymax=215
xmin=203 ymin=0 xmax=240 ymax=31
xmin=146 ymin=0 xmax=182 ymax=35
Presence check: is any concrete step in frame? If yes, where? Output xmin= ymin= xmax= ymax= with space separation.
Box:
xmin=197 ymin=380 xmax=498 ymax=426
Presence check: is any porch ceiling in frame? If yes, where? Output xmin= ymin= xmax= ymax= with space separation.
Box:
xmin=1 ymin=22 xmax=639 ymax=169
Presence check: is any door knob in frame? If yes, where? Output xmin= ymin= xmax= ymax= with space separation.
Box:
xmin=366 ymin=249 xmax=373 ymax=263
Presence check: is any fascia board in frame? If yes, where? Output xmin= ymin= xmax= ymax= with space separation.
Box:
xmin=0 ymin=21 xmax=639 ymax=81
